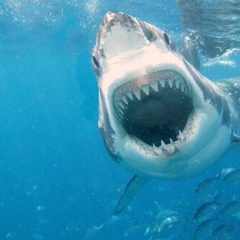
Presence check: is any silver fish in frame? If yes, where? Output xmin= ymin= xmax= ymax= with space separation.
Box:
xmin=193 ymin=197 xmax=221 ymax=222
xmin=195 ymin=177 xmax=220 ymax=194
xmin=223 ymin=168 xmax=240 ymax=182
xmin=194 ymin=218 xmax=217 ymax=240
xmin=212 ymin=224 xmax=239 ymax=240
xmin=218 ymin=201 xmax=240 ymax=220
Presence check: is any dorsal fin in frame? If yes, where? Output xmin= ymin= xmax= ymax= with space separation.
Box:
xmin=180 ymin=34 xmax=200 ymax=70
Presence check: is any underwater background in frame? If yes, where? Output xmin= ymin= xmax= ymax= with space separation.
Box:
xmin=0 ymin=0 xmax=240 ymax=239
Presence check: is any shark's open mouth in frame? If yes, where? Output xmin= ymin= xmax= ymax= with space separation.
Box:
xmin=113 ymin=71 xmax=194 ymax=147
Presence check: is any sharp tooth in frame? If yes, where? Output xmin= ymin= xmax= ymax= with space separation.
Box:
xmin=166 ymin=144 xmax=176 ymax=154
xmin=118 ymin=108 xmax=124 ymax=115
xmin=175 ymin=80 xmax=180 ymax=89
xmin=150 ymin=82 xmax=158 ymax=92
xmin=142 ymin=85 xmax=150 ymax=95
xmin=133 ymin=90 xmax=141 ymax=100
xmin=168 ymin=79 xmax=173 ymax=88
xmin=118 ymin=102 xmax=124 ymax=109
xmin=118 ymin=112 xmax=123 ymax=120
xmin=182 ymin=134 xmax=187 ymax=141
xmin=177 ymin=130 xmax=182 ymax=140
xmin=170 ymin=138 xmax=174 ymax=144
xmin=159 ymin=80 xmax=165 ymax=88
xmin=181 ymin=84 xmax=185 ymax=93
xmin=122 ymin=96 xmax=128 ymax=105
xmin=161 ymin=140 xmax=168 ymax=150
xmin=126 ymin=92 xmax=133 ymax=100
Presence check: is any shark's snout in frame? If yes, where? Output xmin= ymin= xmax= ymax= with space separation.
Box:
xmin=101 ymin=12 xmax=138 ymax=29
xmin=96 ymin=12 xmax=167 ymax=61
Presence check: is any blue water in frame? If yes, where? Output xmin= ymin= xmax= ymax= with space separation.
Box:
xmin=0 ymin=1 xmax=240 ymax=240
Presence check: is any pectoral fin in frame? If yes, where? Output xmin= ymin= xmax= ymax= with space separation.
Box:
xmin=114 ymin=175 xmax=151 ymax=214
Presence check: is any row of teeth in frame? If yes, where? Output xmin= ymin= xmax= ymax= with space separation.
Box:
xmin=116 ymin=78 xmax=189 ymax=117
xmin=152 ymin=111 xmax=194 ymax=154
xmin=155 ymin=130 xmax=186 ymax=148
xmin=133 ymin=129 xmax=188 ymax=156
xmin=150 ymin=117 xmax=194 ymax=154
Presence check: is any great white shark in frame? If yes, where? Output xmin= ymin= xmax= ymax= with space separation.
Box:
xmin=92 ymin=12 xmax=240 ymax=214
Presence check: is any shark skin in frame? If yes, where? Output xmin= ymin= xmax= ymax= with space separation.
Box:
xmin=92 ymin=12 xmax=240 ymax=214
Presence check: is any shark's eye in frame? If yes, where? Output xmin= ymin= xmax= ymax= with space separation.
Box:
xmin=163 ymin=33 xmax=170 ymax=45
xmin=92 ymin=56 xmax=100 ymax=68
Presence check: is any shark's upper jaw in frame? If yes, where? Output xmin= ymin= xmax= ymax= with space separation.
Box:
xmin=113 ymin=70 xmax=194 ymax=151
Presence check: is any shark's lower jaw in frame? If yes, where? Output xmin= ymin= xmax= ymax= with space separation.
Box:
xmin=113 ymin=71 xmax=194 ymax=152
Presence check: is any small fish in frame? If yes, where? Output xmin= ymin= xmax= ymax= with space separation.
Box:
xmin=155 ymin=216 xmax=183 ymax=233
xmin=216 ymin=168 xmax=236 ymax=179
xmin=212 ymin=224 xmax=239 ymax=240
xmin=195 ymin=177 xmax=220 ymax=194
xmin=193 ymin=196 xmax=221 ymax=222
xmin=82 ymin=224 xmax=104 ymax=240
xmin=194 ymin=218 xmax=218 ymax=240
xmin=223 ymin=168 xmax=240 ymax=182
xmin=218 ymin=201 xmax=240 ymax=220
xmin=155 ymin=209 xmax=177 ymax=220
